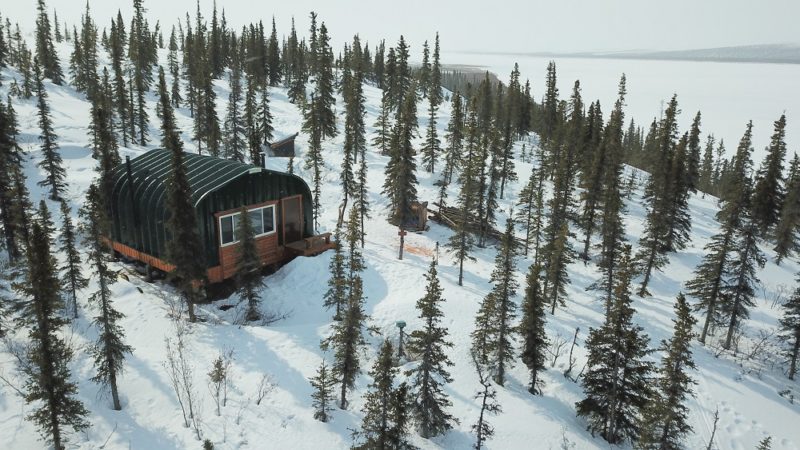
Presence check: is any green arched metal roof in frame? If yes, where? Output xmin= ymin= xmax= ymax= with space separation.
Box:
xmin=110 ymin=148 xmax=264 ymax=211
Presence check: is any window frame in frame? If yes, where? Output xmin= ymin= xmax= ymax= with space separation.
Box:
xmin=218 ymin=204 xmax=277 ymax=247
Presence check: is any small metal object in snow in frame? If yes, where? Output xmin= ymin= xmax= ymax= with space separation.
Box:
xmin=396 ymin=321 xmax=407 ymax=358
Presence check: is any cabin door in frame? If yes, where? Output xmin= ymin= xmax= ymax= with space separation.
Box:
xmin=282 ymin=195 xmax=303 ymax=244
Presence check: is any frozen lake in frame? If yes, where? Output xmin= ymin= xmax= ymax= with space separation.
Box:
xmin=442 ymin=51 xmax=800 ymax=163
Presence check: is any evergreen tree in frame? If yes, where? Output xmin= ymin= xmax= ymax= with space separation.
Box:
xmin=35 ymin=0 xmax=63 ymax=84
xmin=441 ymin=92 xmax=464 ymax=185
xmin=520 ymin=262 xmax=548 ymax=395
xmin=780 ymin=278 xmax=800 ymax=380
xmin=303 ymin=93 xmax=324 ymax=230
xmin=372 ymin=90 xmax=392 ymax=155
xmin=310 ymin=359 xmax=336 ymax=422
xmin=543 ymin=222 xmax=573 ymax=315
xmin=129 ymin=0 xmax=153 ymax=144
xmin=323 ymin=226 xmax=346 ymax=320
xmin=638 ymin=293 xmax=697 ymax=449
xmin=353 ymin=340 xmax=415 ymax=450
xmin=109 ymin=15 xmax=130 ymax=146
xmin=266 ymin=17 xmax=281 ymax=86
xmin=340 ymin=42 xmax=366 ymax=218
xmin=751 ymin=114 xmax=787 ymax=235
xmin=421 ymin=94 xmax=441 ymax=173
xmin=687 ymin=123 xmax=755 ymax=343
xmin=685 ymin=111 xmax=703 ymax=193
xmin=406 ymin=257 xmax=456 ymax=438
xmin=775 ymin=155 xmax=800 ymax=263
xmin=17 ymin=216 xmax=88 ymax=448
xmin=757 ymin=437 xmax=773 ymax=450
xmin=579 ymin=101 xmax=606 ymax=261
xmin=58 ymin=200 xmax=87 ymax=319
xmin=83 ymin=184 xmax=132 ymax=411
xmin=576 ymin=245 xmax=653 ymax=445
xmin=471 ymin=217 xmax=518 ymax=386
xmin=382 ymin=90 xmax=418 ymax=225
xmin=429 ymin=33 xmax=442 ymax=108
xmin=159 ymin=67 xmax=204 ymax=323
xmin=0 ymin=97 xmax=24 ymax=261
xmin=33 ymin=62 xmax=67 ymax=200
xmin=541 ymin=60 xmax=559 ymax=144
xmin=258 ymin=81 xmax=274 ymax=147
xmin=355 ymin=123 xmax=370 ymax=248
xmin=168 ymin=26 xmax=182 ymax=109
xmin=445 ymin=102 xmax=479 ymax=286
xmin=636 ymin=96 xmax=681 ymax=296
xmin=515 ymin=149 xmax=545 ymax=261
xmin=223 ymin=52 xmax=247 ymax=161
xmin=311 ymin=22 xmax=337 ymax=139
xmin=323 ymin=208 xmax=368 ymax=409
xmin=720 ymin=213 xmax=765 ymax=350
xmin=593 ymin=77 xmax=629 ymax=313
xmin=235 ymin=206 xmax=264 ymax=322
xmin=699 ymin=135 xmax=716 ymax=195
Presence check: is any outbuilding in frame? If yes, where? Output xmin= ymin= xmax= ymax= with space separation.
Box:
xmin=107 ymin=148 xmax=333 ymax=283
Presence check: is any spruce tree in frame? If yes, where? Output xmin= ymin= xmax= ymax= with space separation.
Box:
xmin=303 ymin=93 xmax=324 ymax=231
xmin=310 ymin=359 xmax=336 ymax=422
xmin=515 ymin=157 xmax=545 ymax=260
xmin=223 ymin=52 xmax=247 ymax=161
xmin=35 ymin=0 xmax=63 ymax=84
xmin=33 ymin=61 xmax=67 ymax=200
xmin=720 ymin=212 xmax=765 ymax=350
xmin=406 ymin=257 xmax=456 ymax=438
xmin=445 ymin=102 xmax=479 ymax=286
xmin=471 ymin=217 xmax=518 ymax=386
xmin=58 ymin=200 xmax=87 ymax=319
xmin=235 ymin=206 xmax=264 ymax=322
xmin=168 ymin=26 xmax=181 ymax=109
xmin=323 ymin=208 xmax=368 ymax=409
xmin=323 ymin=226 xmax=346 ymax=320
xmin=0 ymin=97 xmax=24 ymax=261
xmin=129 ymin=0 xmax=152 ymax=144
xmin=340 ymin=43 xmax=366 ymax=218
xmin=311 ymin=22 xmax=336 ymax=139
xmin=372 ymin=90 xmax=392 ymax=156
xmin=83 ymin=184 xmax=132 ymax=411
xmin=687 ymin=122 xmax=755 ymax=343
xmin=17 ymin=217 xmax=88 ymax=448
xmin=421 ymin=94 xmax=441 ymax=173
xmin=429 ymin=33 xmax=442 ymax=108
xmin=685 ymin=111 xmax=703 ymax=193
xmin=159 ymin=67 xmax=204 ymax=323
xmin=353 ymin=340 xmax=414 ymax=450
xmin=441 ymin=92 xmax=464 ymax=185
xmin=699 ymin=135 xmax=716 ymax=195
xmin=635 ymin=96 xmax=680 ymax=296
xmin=382 ymin=90 xmax=418 ymax=225
xmin=774 ymin=154 xmax=800 ymax=264
xmin=638 ymin=293 xmax=697 ymax=449
xmin=109 ymin=15 xmax=130 ymax=146
xmin=751 ymin=114 xmax=787 ymax=235
xmin=757 ymin=437 xmax=773 ymax=450
xmin=780 ymin=278 xmax=800 ymax=380
xmin=543 ymin=222 xmax=573 ymax=315
xmin=576 ymin=245 xmax=653 ymax=445
xmin=258 ymin=81 xmax=274 ymax=147
xmin=520 ymin=262 xmax=548 ymax=395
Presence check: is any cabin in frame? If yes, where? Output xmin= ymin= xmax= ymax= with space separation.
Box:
xmin=267 ymin=133 xmax=298 ymax=158
xmin=107 ymin=148 xmax=334 ymax=284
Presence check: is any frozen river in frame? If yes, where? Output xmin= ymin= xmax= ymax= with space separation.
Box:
xmin=442 ymin=51 xmax=800 ymax=162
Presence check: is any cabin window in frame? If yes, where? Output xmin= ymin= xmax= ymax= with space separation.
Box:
xmin=219 ymin=204 xmax=276 ymax=246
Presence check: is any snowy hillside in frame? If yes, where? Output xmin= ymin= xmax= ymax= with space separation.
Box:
xmin=1 ymin=32 xmax=799 ymax=450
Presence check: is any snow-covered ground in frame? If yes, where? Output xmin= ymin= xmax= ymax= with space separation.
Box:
xmin=1 ymin=36 xmax=799 ymax=450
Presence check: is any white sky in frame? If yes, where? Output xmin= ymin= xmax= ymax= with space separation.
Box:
xmin=7 ymin=0 xmax=800 ymax=54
